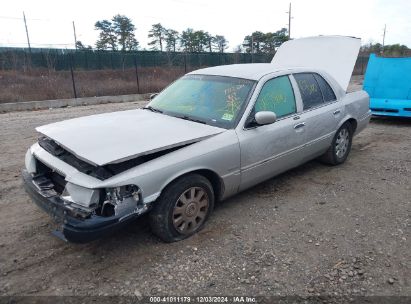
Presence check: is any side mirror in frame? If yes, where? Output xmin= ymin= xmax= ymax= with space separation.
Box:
xmin=255 ymin=111 xmax=277 ymax=125
xmin=149 ymin=93 xmax=158 ymax=100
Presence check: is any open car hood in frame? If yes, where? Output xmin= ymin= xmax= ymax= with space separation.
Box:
xmin=36 ymin=109 xmax=225 ymax=166
xmin=271 ymin=36 xmax=361 ymax=91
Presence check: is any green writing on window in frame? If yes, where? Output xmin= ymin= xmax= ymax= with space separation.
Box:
xmin=255 ymin=76 xmax=296 ymax=118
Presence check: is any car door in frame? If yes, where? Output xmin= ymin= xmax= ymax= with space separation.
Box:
xmin=237 ymin=75 xmax=307 ymax=191
xmin=291 ymin=72 xmax=344 ymax=161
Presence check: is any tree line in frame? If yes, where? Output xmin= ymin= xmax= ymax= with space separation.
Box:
xmin=76 ymin=14 xmax=290 ymax=54
xmin=360 ymin=42 xmax=410 ymax=57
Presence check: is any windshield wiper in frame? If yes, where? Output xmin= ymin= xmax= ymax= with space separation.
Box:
xmin=176 ymin=115 xmax=207 ymax=124
xmin=143 ymin=106 xmax=163 ymax=113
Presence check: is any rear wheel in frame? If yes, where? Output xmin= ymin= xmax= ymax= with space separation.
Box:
xmin=149 ymin=174 xmax=214 ymax=242
xmin=320 ymin=122 xmax=353 ymax=165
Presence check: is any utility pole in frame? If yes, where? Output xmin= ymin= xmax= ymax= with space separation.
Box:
xmin=382 ymin=24 xmax=386 ymax=54
xmin=23 ymin=11 xmax=32 ymax=55
xmin=72 ymin=21 xmax=78 ymax=50
xmin=287 ymin=2 xmax=292 ymax=39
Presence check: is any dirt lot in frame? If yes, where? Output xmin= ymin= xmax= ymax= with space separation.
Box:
xmin=0 ymin=80 xmax=410 ymax=300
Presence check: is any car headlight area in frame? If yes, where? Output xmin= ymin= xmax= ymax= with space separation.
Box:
xmin=22 ymin=161 xmax=148 ymax=242
xmin=62 ymin=183 xmax=143 ymax=219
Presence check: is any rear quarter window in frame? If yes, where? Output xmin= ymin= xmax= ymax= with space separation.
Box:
xmin=313 ymin=73 xmax=337 ymax=102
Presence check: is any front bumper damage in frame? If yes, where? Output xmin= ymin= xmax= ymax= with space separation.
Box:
xmin=22 ymin=169 xmax=145 ymax=243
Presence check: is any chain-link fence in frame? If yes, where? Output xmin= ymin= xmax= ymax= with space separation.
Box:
xmin=0 ymin=47 xmax=369 ymax=103
xmin=0 ymin=48 xmax=274 ymax=71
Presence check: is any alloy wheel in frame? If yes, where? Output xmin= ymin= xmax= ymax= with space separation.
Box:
xmin=335 ymin=128 xmax=350 ymax=159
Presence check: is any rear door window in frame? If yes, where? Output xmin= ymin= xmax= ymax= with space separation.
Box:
xmin=294 ymin=73 xmax=323 ymax=110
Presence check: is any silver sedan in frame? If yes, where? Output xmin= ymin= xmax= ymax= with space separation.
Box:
xmin=22 ymin=36 xmax=371 ymax=242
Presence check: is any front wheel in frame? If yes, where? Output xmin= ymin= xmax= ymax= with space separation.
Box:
xmin=149 ymin=174 xmax=214 ymax=242
xmin=320 ymin=122 xmax=353 ymax=165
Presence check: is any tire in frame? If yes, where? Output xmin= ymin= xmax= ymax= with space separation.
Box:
xmin=320 ymin=122 xmax=353 ymax=166
xmin=149 ymin=174 xmax=214 ymax=242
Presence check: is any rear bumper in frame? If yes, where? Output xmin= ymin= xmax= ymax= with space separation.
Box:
xmin=22 ymin=169 xmax=140 ymax=243
xmin=370 ymin=98 xmax=411 ymax=117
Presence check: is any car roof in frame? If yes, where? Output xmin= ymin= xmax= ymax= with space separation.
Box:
xmin=187 ymin=63 xmax=345 ymax=97
xmin=188 ymin=63 xmax=293 ymax=81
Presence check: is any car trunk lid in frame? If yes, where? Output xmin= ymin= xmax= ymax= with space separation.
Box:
xmin=271 ymin=35 xmax=361 ymax=91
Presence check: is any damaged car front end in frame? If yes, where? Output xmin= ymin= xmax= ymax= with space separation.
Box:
xmin=23 ymin=145 xmax=148 ymax=243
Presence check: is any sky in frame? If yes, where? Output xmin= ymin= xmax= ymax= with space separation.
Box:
xmin=1 ymin=0 xmax=410 ymax=51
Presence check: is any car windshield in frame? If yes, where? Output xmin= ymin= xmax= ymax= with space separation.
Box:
xmin=148 ymin=74 xmax=256 ymax=128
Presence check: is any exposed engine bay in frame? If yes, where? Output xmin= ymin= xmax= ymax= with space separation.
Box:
xmin=33 ymin=157 xmax=146 ymax=220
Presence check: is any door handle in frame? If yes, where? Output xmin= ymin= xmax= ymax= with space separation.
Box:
xmin=333 ymin=110 xmax=341 ymax=115
xmin=294 ymin=122 xmax=306 ymax=129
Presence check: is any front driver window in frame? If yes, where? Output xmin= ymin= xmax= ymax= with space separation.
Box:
xmin=254 ymin=76 xmax=296 ymax=118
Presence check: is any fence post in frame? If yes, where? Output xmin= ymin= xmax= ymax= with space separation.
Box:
xmin=69 ymin=53 xmax=77 ymax=98
xmin=84 ymin=51 xmax=88 ymax=70
xmin=97 ymin=52 xmax=102 ymax=70
xmin=133 ymin=54 xmax=140 ymax=94
xmin=361 ymin=56 xmax=365 ymax=75
xmin=184 ymin=53 xmax=187 ymax=73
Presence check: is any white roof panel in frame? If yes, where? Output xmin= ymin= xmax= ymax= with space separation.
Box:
xmin=188 ymin=63 xmax=285 ymax=81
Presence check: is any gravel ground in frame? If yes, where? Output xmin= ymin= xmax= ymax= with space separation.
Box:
xmin=0 ymin=78 xmax=410 ymax=300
